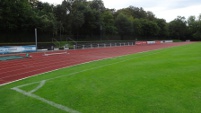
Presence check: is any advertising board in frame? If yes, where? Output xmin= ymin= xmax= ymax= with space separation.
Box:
xmin=0 ymin=45 xmax=36 ymax=54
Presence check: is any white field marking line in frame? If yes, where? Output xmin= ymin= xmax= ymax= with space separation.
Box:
xmin=11 ymin=87 xmax=80 ymax=113
xmin=29 ymin=80 xmax=46 ymax=94
xmin=0 ymin=44 xmax=184 ymax=86
xmin=9 ymin=50 xmax=162 ymax=113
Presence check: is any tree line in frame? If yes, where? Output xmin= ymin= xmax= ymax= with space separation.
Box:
xmin=0 ymin=0 xmax=201 ymax=42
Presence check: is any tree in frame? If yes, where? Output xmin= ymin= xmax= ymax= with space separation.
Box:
xmin=53 ymin=0 xmax=72 ymax=36
xmin=29 ymin=0 xmax=39 ymax=8
xmin=89 ymin=0 xmax=105 ymax=12
xmin=168 ymin=16 xmax=187 ymax=40
xmin=101 ymin=10 xmax=117 ymax=36
xmin=187 ymin=16 xmax=196 ymax=39
xmin=83 ymin=8 xmax=103 ymax=39
xmin=71 ymin=10 xmax=85 ymax=38
xmin=133 ymin=19 xmax=160 ymax=40
xmin=146 ymin=11 xmax=155 ymax=20
xmin=126 ymin=6 xmax=147 ymax=19
xmin=187 ymin=16 xmax=196 ymax=25
xmin=132 ymin=19 xmax=143 ymax=38
xmin=70 ymin=0 xmax=88 ymax=39
xmin=1 ymin=0 xmax=200 ymax=42
xmin=115 ymin=13 xmax=133 ymax=40
xmin=0 ymin=0 xmax=35 ymax=31
xmin=36 ymin=2 xmax=56 ymax=31
xmin=192 ymin=21 xmax=201 ymax=40
xmin=155 ymin=19 xmax=168 ymax=39
xmin=187 ymin=15 xmax=201 ymax=40
xmin=141 ymin=19 xmax=159 ymax=39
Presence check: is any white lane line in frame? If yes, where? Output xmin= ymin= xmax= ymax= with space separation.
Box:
xmin=11 ymin=87 xmax=80 ymax=113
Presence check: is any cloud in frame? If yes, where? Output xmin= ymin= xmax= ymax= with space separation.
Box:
xmin=103 ymin=0 xmax=201 ymax=21
xmin=159 ymin=1 xmax=201 ymax=21
xmin=40 ymin=0 xmax=201 ymax=22
xmin=145 ymin=4 xmax=201 ymax=22
xmin=40 ymin=0 xmax=61 ymax=5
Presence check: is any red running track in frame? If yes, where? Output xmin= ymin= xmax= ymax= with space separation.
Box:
xmin=0 ymin=42 xmax=192 ymax=85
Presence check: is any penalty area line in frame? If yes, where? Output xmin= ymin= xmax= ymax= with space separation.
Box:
xmin=11 ymin=81 xmax=81 ymax=113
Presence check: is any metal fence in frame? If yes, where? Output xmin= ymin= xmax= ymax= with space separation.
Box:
xmin=73 ymin=41 xmax=135 ymax=49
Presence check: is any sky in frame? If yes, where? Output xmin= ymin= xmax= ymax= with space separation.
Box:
xmin=40 ymin=0 xmax=201 ymax=22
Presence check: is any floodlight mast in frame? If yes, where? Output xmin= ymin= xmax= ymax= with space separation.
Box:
xmin=35 ymin=28 xmax=38 ymax=51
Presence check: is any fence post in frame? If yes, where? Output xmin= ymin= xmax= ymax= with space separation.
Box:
xmin=74 ymin=45 xmax=76 ymax=50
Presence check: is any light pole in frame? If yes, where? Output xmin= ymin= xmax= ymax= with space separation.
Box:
xmin=35 ymin=28 xmax=38 ymax=51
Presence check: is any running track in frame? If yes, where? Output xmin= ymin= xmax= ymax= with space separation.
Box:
xmin=0 ymin=42 xmax=192 ymax=85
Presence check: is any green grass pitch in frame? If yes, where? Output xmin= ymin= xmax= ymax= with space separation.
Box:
xmin=1 ymin=42 xmax=201 ymax=113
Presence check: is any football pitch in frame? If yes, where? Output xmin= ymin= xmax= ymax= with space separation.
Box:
xmin=1 ymin=42 xmax=201 ymax=113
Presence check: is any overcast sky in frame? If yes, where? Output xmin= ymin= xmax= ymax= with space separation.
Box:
xmin=40 ymin=0 xmax=201 ymax=22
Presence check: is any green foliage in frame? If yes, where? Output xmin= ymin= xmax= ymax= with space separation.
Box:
xmin=140 ymin=19 xmax=160 ymax=37
xmin=126 ymin=6 xmax=147 ymax=19
xmin=0 ymin=0 xmax=34 ymax=31
xmin=89 ymin=0 xmax=105 ymax=12
xmin=187 ymin=15 xmax=201 ymax=40
xmin=115 ymin=13 xmax=133 ymax=39
xmin=0 ymin=0 xmax=201 ymax=42
xmin=155 ymin=19 xmax=168 ymax=38
xmin=101 ymin=10 xmax=117 ymax=35
xmin=133 ymin=19 xmax=161 ymax=40
xmin=168 ymin=16 xmax=188 ymax=40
